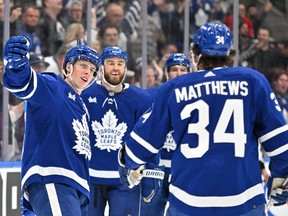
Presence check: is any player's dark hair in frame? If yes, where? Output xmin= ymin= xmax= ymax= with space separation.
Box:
xmin=192 ymin=44 xmax=236 ymax=70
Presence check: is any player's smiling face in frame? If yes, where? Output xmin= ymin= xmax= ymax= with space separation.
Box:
xmin=67 ymin=60 xmax=96 ymax=90
xmin=103 ymin=57 xmax=126 ymax=85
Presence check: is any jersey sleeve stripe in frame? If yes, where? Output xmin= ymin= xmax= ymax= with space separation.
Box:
xmin=5 ymin=69 xmax=37 ymax=100
xmin=5 ymin=69 xmax=35 ymax=93
xmin=265 ymin=143 xmax=288 ymax=157
xmin=126 ymin=145 xmax=145 ymax=164
xmin=169 ymin=183 xmax=264 ymax=207
xmin=258 ymin=125 xmax=288 ymax=143
xmin=130 ymin=131 xmax=159 ymax=153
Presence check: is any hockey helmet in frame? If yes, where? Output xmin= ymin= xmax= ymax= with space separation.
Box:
xmin=165 ymin=53 xmax=191 ymax=72
xmin=63 ymin=45 xmax=101 ymax=72
xmin=101 ymin=46 xmax=128 ymax=65
xmin=193 ymin=22 xmax=232 ymax=56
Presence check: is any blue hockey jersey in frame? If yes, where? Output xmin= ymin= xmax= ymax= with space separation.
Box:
xmin=81 ymin=82 xmax=152 ymax=185
xmin=147 ymin=87 xmax=176 ymax=175
xmin=125 ymin=67 xmax=288 ymax=215
xmin=3 ymin=67 xmax=91 ymax=204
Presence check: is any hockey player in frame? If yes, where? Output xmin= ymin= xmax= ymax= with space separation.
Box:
xmin=165 ymin=53 xmax=191 ymax=80
xmin=3 ymin=35 xmax=101 ymax=216
xmin=144 ymin=53 xmax=191 ymax=216
xmin=119 ymin=23 xmax=288 ymax=216
xmin=82 ymin=46 xmax=163 ymax=216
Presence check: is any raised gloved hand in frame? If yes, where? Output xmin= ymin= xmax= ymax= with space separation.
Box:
xmin=3 ymin=36 xmax=31 ymax=71
xmin=267 ymin=177 xmax=288 ymax=208
xmin=141 ymin=162 xmax=165 ymax=203
xmin=118 ymin=146 xmax=145 ymax=189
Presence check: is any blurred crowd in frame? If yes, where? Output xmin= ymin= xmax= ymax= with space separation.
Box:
xmin=1 ymin=0 xmax=288 ymax=161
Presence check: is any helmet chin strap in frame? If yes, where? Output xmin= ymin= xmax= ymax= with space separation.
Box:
xmin=102 ymin=67 xmax=127 ymax=90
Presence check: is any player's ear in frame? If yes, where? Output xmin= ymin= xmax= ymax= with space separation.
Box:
xmin=66 ymin=62 xmax=71 ymax=74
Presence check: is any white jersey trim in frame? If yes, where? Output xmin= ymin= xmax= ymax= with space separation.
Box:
xmin=266 ymin=143 xmax=288 ymax=157
xmin=130 ymin=131 xmax=158 ymax=153
xmin=169 ymin=183 xmax=264 ymax=207
xmin=21 ymin=165 xmax=89 ymax=192
xmin=89 ymin=168 xmax=120 ymax=178
xmin=126 ymin=145 xmax=145 ymax=164
xmin=5 ymin=69 xmax=37 ymax=99
xmin=159 ymin=159 xmax=171 ymax=168
xmin=259 ymin=125 xmax=288 ymax=143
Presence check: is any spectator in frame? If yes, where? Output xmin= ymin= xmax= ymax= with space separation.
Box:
xmin=270 ymin=67 xmax=288 ymax=123
xmin=191 ymin=0 xmax=213 ymax=34
xmin=156 ymin=0 xmax=185 ymax=52
xmin=246 ymin=1 xmax=273 ymax=36
xmin=146 ymin=66 xmax=158 ymax=88
xmin=240 ymin=26 xmax=280 ymax=82
xmin=102 ymin=3 xmax=128 ymax=50
xmin=239 ymin=22 xmax=253 ymax=53
xmin=128 ymin=13 xmax=160 ymax=72
xmin=124 ymin=69 xmax=137 ymax=85
xmin=62 ymin=22 xmax=86 ymax=45
xmin=30 ymin=53 xmax=50 ymax=72
xmin=98 ymin=23 xmax=121 ymax=49
xmin=0 ymin=0 xmax=21 ymax=58
xmin=8 ymin=54 xmax=51 ymax=162
xmin=59 ymin=0 xmax=84 ymax=29
xmin=238 ymin=21 xmax=253 ymax=66
xmin=91 ymin=38 xmax=102 ymax=54
xmin=94 ymin=0 xmax=141 ymax=51
xmin=157 ymin=42 xmax=178 ymax=75
xmin=224 ymin=3 xmax=254 ymax=38
xmin=18 ymin=4 xmax=42 ymax=54
xmin=275 ymin=39 xmax=288 ymax=70
xmin=38 ymin=0 xmax=65 ymax=56
xmin=209 ymin=0 xmax=227 ymax=23
xmin=44 ymin=42 xmax=75 ymax=75
xmin=0 ymin=59 xmax=22 ymax=161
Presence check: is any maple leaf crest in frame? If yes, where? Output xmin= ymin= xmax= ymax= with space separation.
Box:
xmin=91 ymin=110 xmax=127 ymax=152
xmin=163 ymin=131 xmax=177 ymax=152
xmin=72 ymin=114 xmax=91 ymax=160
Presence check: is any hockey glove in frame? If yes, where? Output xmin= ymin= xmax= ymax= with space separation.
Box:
xmin=141 ymin=163 xmax=165 ymax=203
xmin=3 ymin=36 xmax=31 ymax=71
xmin=118 ymin=146 xmax=145 ymax=189
xmin=267 ymin=177 xmax=288 ymax=208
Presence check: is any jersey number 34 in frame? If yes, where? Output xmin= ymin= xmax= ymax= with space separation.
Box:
xmin=180 ymin=99 xmax=247 ymax=159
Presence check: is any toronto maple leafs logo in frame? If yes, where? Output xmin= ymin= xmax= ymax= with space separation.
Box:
xmin=163 ymin=131 xmax=177 ymax=152
xmin=91 ymin=110 xmax=127 ymax=152
xmin=72 ymin=114 xmax=91 ymax=160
